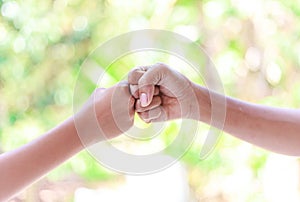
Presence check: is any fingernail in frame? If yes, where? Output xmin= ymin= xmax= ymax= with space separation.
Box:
xmin=140 ymin=93 xmax=148 ymax=107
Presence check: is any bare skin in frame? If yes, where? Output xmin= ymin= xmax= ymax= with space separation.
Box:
xmin=0 ymin=82 xmax=138 ymax=201
xmin=2 ymin=64 xmax=300 ymax=201
xmin=128 ymin=63 xmax=300 ymax=156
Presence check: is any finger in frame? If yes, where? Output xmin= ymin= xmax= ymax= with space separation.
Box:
xmin=137 ymin=65 xmax=164 ymax=106
xmin=146 ymin=107 xmax=168 ymax=123
xmin=138 ymin=106 xmax=162 ymax=123
xmin=128 ymin=67 xmax=146 ymax=85
xmin=154 ymin=86 xmax=160 ymax=96
xmin=129 ymin=84 xmax=139 ymax=98
xmin=130 ymin=84 xmax=159 ymax=98
xmin=135 ymin=96 xmax=162 ymax=112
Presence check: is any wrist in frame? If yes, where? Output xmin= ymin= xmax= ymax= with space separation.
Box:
xmin=188 ymin=83 xmax=212 ymax=123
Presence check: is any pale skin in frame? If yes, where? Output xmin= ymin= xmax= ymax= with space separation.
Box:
xmin=0 ymin=82 xmax=141 ymax=201
xmin=2 ymin=64 xmax=300 ymax=201
xmin=128 ymin=63 xmax=300 ymax=156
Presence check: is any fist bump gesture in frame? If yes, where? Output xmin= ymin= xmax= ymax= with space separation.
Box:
xmin=75 ymin=62 xmax=207 ymax=146
xmin=128 ymin=63 xmax=205 ymax=123
xmin=3 ymin=63 xmax=203 ymax=201
xmin=3 ymin=62 xmax=300 ymax=201
xmin=99 ymin=62 xmax=300 ymax=158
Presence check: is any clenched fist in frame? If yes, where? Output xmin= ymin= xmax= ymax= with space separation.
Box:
xmin=74 ymin=81 xmax=135 ymax=146
xmin=128 ymin=63 xmax=201 ymax=122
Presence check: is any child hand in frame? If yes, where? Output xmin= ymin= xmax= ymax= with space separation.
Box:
xmin=74 ymin=81 xmax=135 ymax=146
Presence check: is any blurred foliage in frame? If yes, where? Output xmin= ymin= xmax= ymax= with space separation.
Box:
xmin=1 ymin=0 xmax=300 ymax=201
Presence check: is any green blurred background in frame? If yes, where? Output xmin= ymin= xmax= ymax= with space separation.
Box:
xmin=1 ymin=0 xmax=300 ymax=201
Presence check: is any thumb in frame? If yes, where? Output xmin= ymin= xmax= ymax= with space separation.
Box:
xmin=139 ymin=85 xmax=154 ymax=108
xmin=138 ymin=65 xmax=163 ymax=107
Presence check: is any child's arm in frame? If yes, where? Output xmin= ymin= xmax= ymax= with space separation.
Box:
xmin=0 ymin=117 xmax=82 ymax=201
xmin=0 ymin=82 xmax=136 ymax=201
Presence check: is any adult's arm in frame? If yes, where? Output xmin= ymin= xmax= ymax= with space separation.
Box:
xmin=128 ymin=63 xmax=300 ymax=156
xmin=192 ymin=83 xmax=300 ymax=156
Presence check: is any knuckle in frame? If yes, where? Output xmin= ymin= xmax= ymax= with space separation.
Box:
xmin=155 ymin=62 xmax=165 ymax=66
xmin=128 ymin=68 xmax=139 ymax=80
xmin=155 ymin=62 xmax=168 ymax=70
xmin=127 ymin=73 xmax=135 ymax=84
xmin=128 ymin=67 xmax=145 ymax=84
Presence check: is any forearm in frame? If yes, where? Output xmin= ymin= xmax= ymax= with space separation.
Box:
xmin=0 ymin=117 xmax=83 ymax=201
xmin=192 ymin=83 xmax=300 ymax=156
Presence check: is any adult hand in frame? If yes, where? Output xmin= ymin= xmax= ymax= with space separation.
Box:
xmin=128 ymin=63 xmax=200 ymax=122
xmin=74 ymin=81 xmax=136 ymax=146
